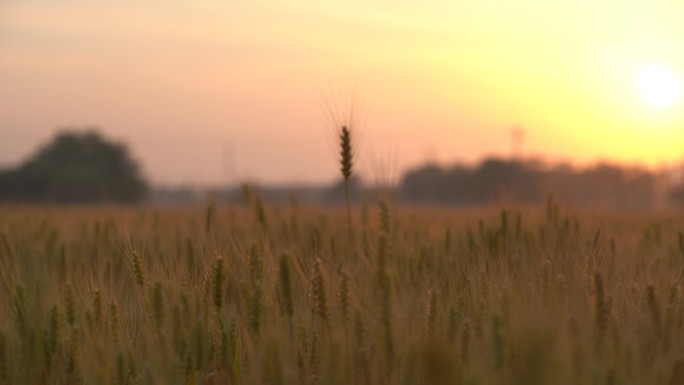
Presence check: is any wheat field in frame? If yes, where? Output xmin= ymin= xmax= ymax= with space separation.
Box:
xmin=1 ymin=199 xmax=683 ymax=385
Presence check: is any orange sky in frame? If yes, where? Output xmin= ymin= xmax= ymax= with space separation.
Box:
xmin=1 ymin=0 xmax=683 ymax=186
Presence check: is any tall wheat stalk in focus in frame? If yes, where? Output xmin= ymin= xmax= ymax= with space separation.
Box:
xmin=322 ymin=91 xmax=363 ymax=244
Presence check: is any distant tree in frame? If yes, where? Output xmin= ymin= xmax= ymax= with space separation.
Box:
xmin=401 ymin=164 xmax=445 ymax=203
xmin=401 ymin=159 xmax=542 ymax=205
xmin=469 ymin=159 xmax=542 ymax=203
xmin=543 ymin=162 xmax=656 ymax=208
xmin=402 ymin=163 xmax=470 ymax=204
xmin=669 ymin=184 xmax=684 ymax=206
xmin=0 ymin=130 xmax=148 ymax=203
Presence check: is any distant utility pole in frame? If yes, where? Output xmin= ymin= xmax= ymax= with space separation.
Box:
xmin=222 ymin=143 xmax=236 ymax=190
xmin=424 ymin=144 xmax=437 ymax=165
xmin=510 ymin=125 xmax=525 ymax=160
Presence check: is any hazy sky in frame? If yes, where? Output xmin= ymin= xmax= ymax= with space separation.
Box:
xmin=2 ymin=0 xmax=683 ymax=186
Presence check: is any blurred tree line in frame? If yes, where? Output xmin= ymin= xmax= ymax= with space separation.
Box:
xmin=400 ymin=158 xmax=667 ymax=208
xmin=0 ymin=130 xmax=147 ymax=203
xmin=2 ymin=129 xmax=684 ymax=208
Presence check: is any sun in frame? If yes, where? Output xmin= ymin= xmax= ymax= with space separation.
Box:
xmin=636 ymin=63 xmax=682 ymax=109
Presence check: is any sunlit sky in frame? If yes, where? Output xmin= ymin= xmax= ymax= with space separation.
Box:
xmin=2 ymin=0 xmax=684 ymax=186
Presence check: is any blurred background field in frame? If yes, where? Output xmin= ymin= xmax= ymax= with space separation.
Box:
xmin=1 ymin=200 xmax=684 ymax=384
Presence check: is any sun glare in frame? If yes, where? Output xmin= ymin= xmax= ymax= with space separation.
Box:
xmin=636 ymin=63 xmax=682 ymax=109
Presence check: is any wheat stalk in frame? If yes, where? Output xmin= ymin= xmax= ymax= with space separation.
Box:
xmin=0 ymin=330 xmax=7 ymax=384
xmin=212 ymin=257 xmax=224 ymax=311
xmin=323 ymin=91 xmax=364 ymax=245
xmin=279 ymin=253 xmax=293 ymax=321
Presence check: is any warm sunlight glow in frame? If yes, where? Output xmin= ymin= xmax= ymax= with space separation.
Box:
xmin=4 ymin=1 xmax=684 ymax=183
xmin=636 ymin=63 xmax=682 ymax=109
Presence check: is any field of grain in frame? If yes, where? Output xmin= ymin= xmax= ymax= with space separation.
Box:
xmin=1 ymin=199 xmax=684 ymax=385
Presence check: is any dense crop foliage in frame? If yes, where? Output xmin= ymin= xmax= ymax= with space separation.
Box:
xmin=1 ymin=200 xmax=684 ymax=384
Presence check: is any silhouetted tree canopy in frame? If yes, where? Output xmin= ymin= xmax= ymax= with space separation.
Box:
xmin=666 ymin=173 xmax=684 ymax=207
xmin=0 ymin=130 xmax=148 ymax=203
xmin=402 ymin=159 xmax=543 ymax=204
xmin=401 ymin=158 xmax=657 ymax=207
